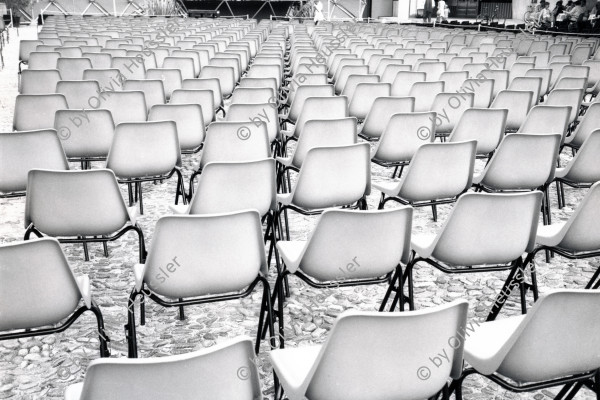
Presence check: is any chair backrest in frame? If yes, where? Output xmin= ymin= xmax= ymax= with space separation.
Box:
xmin=143 ymin=211 xmax=267 ymax=297
xmin=200 ymin=122 xmax=271 ymax=169
xmin=148 ymin=104 xmax=205 ymax=152
xmin=559 ymin=129 xmax=600 ymax=186
xmin=448 ymin=108 xmax=507 ymax=156
xmin=431 ymin=191 xmax=543 ymax=265
xmin=54 ymin=109 xmax=115 ymax=159
xmin=430 ymin=92 xmax=474 ymax=134
xmin=57 ymin=57 xmax=92 ymax=81
xmin=555 ymin=77 xmax=588 ymax=90
xmin=508 ymin=76 xmax=542 ymax=105
xmin=478 ymin=133 xmax=561 ymax=190
xmin=490 ymin=90 xmax=533 ymax=131
xmin=298 ymin=207 xmax=413 ymax=280
xmin=101 ymin=90 xmax=147 ymax=125
xmin=146 ymin=68 xmax=183 ymax=99
xmin=226 ymin=103 xmax=278 ymax=143
xmin=524 ymin=68 xmax=552 ymax=96
xmin=397 ymin=141 xmax=476 ymax=201
xmin=19 ymin=40 xmax=43 ymax=62
xmin=290 ymin=118 xmax=357 ymax=169
xmin=188 ymin=159 xmax=276 ymax=217
xmin=25 ymin=169 xmax=132 ymax=236
xmin=410 ymin=81 xmax=445 ymax=112
xmin=518 ymin=105 xmax=571 ymax=142
xmin=106 ymin=121 xmax=180 ymax=179
xmin=286 ymin=84 xmax=334 ymax=123
xmin=111 ymin=56 xmax=146 ymax=80
xmin=545 ymin=88 xmax=584 ymax=124
xmin=298 ymin=301 xmax=469 ymax=400
xmin=122 ymin=79 xmax=166 ymax=109
xmin=170 ymin=89 xmax=215 ymax=123
xmin=480 ymin=69 xmax=509 ymax=97
xmin=556 ymin=180 xmax=600 ymax=251
xmin=56 ymin=80 xmax=101 ymax=109
xmin=493 ymin=290 xmax=600 ymax=383
xmin=13 ymin=94 xmax=68 ymax=131
xmin=361 ymin=97 xmax=415 ymax=139
xmin=182 ymin=78 xmax=223 ymax=108
xmin=163 ymin=56 xmax=196 ymax=80
xmin=0 ymin=238 xmax=82 ymax=331
xmin=566 ymin=103 xmax=600 ymax=148
xmin=27 ymin=51 xmax=60 ymax=70
xmin=391 ymin=71 xmax=426 ymax=97
xmin=0 ymin=130 xmax=68 ymax=195
xmin=199 ymin=66 xmax=236 ymax=96
xmin=348 ymin=82 xmax=391 ymax=120
xmin=73 ymin=336 xmax=262 ymax=400
xmin=292 ymin=96 xmax=348 ymax=139
xmin=372 ymin=111 xmax=436 ymax=163
xmin=290 ymin=143 xmax=371 ymax=210
xmin=230 ymin=87 xmax=274 ymax=105
xmin=20 ymin=69 xmax=62 ymax=95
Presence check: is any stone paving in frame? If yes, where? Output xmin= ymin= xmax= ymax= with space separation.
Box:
xmin=0 ymin=25 xmax=598 ymax=400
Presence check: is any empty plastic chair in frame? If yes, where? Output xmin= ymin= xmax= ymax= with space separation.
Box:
xmin=148 ymin=104 xmax=205 ymax=154
xmin=0 ymin=130 xmax=68 ymax=197
xmin=376 ymin=141 xmax=476 ymax=221
xmin=490 ymin=90 xmax=534 ymax=132
xmin=384 ymin=191 xmax=543 ymax=318
xmin=122 ymin=79 xmax=166 ymax=109
xmin=20 ymin=69 xmax=62 ymax=95
xmin=448 ymin=108 xmax=507 ymax=158
xmin=125 ymin=211 xmax=274 ymax=357
xmin=457 ymin=290 xmax=600 ymax=400
xmin=146 ymin=68 xmax=182 ymax=100
xmin=13 ymin=94 xmax=68 ymax=131
xmin=0 ymin=238 xmax=109 ymax=358
xmin=106 ymin=121 xmax=185 ymax=214
xmin=57 ymin=57 xmax=92 ymax=80
xmin=359 ymin=97 xmax=415 ymax=141
xmin=66 ymin=336 xmax=261 ymax=399
xmin=271 ymin=301 xmax=468 ymax=400
xmin=24 ymin=169 xmax=145 ymax=263
xmin=56 ymin=80 xmax=101 ymax=109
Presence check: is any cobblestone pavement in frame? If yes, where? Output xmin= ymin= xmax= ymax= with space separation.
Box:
xmin=0 ymin=25 xmax=598 ymax=400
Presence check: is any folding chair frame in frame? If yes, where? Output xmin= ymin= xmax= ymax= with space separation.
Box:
xmin=119 ymin=166 xmax=186 ymax=215
xmin=381 ymin=252 xmax=536 ymax=321
xmin=453 ymin=367 xmax=599 ymax=400
xmin=24 ymin=223 xmax=146 ymax=264
xmin=0 ymin=300 xmax=110 ymax=357
xmin=125 ymin=276 xmax=276 ymax=357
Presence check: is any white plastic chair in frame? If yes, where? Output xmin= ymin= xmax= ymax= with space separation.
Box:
xmin=0 ymin=238 xmax=110 ymax=358
xmin=457 ymin=289 xmax=600 ymax=400
xmin=271 ymin=300 xmax=468 ymax=400
xmin=66 ymin=336 xmax=261 ymax=400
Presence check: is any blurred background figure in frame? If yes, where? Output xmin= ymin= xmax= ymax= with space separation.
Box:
xmin=314 ymin=0 xmax=325 ymax=24
xmin=423 ymin=0 xmax=433 ymax=22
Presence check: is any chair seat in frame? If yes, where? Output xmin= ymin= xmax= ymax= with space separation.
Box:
xmin=270 ymin=345 xmax=322 ymax=400
xmin=169 ymin=204 xmax=188 ymax=214
xmin=281 ymin=129 xmax=295 ymax=138
xmin=536 ymin=222 xmax=566 ymax=247
xmin=276 ymin=156 xmax=293 ymax=167
xmin=554 ymin=167 xmax=568 ymax=179
xmin=65 ymin=382 xmax=83 ymax=400
xmin=277 ymin=192 xmax=294 ymax=206
xmin=372 ymin=181 xmax=401 ymax=197
xmin=411 ymin=233 xmax=437 ymax=258
xmin=276 ymin=241 xmax=306 ymax=273
xmin=472 ymin=172 xmax=484 ymax=185
xmin=464 ymin=315 xmax=525 ymax=375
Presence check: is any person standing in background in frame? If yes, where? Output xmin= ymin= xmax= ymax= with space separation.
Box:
xmin=423 ymin=0 xmax=434 ymax=22
xmin=314 ymin=0 xmax=325 ymax=25
xmin=436 ymin=0 xmax=448 ymax=21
